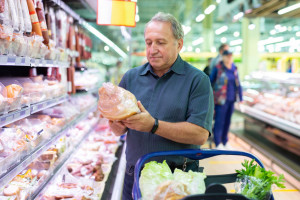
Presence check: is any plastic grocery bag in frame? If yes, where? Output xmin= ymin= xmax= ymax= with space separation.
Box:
xmin=98 ymin=82 xmax=140 ymax=120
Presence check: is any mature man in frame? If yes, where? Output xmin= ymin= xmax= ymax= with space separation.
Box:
xmin=109 ymin=12 xmax=214 ymax=200
xmin=209 ymin=43 xmax=229 ymax=73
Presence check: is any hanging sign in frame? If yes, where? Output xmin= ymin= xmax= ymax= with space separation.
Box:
xmin=97 ymin=0 xmax=136 ymax=27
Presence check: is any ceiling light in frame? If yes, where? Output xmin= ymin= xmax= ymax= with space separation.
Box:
xmin=267 ymin=45 xmax=274 ymax=53
xmin=233 ymin=12 xmax=244 ymax=21
xmin=211 ymin=47 xmax=216 ymax=52
xmin=215 ymin=26 xmax=228 ymax=35
xmin=182 ymin=25 xmax=191 ymax=35
xmin=204 ymin=5 xmax=216 ymax=15
xmin=278 ymin=2 xmax=300 ymax=15
xmin=248 ymin=23 xmax=255 ymax=30
xmin=196 ymin=14 xmax=205 ymax=22
xmin=275 ymin=24 xmax=281 ymax=29
xmin=233 ymin=31 xmax=240 ymax=37
xmin=187 ymin=46 xmax=193 ymax=51
xmin=270 ymin=30 xmax=276 ymax=35
xmin=230 ymin=39 xmax=243 ymax=46
xmin=104 ymin=45 xmax=109 ymax=51
xmin=135 ymin=14 xmax=140 ymax=22
xmin=220 ymin=37 xmax=227 ymax=43
xmin=192 ymin=37 xmax=204 ymax=46
xmin=296 ymin=31 xmax=300 ymax=37
xmin=216 ymin=0 xmax=221 ymax=3
xmin=82 ymin=21 xmax=127 ymax=58
xmin=195 ymin=48 xmax=201 ymax=53
xmin=258 ymin=37 xmax=284 ymax=46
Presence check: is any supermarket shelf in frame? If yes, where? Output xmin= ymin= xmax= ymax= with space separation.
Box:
xmin=0 ymin=95 xmax=68 ymax=127
xmin=0 ymin=107 xmax=31 ymax=127
xmin=236 ymin=104 xmax=300 ymax=137
xmin=31 ymin=95 xmax=68 ymax=114
xmin=31 ymin=117 xmax=97 ymax=199
xmin=0 ymin=55 xmax=69 ymax=68
xmin=0 ymin=104 xmax=97 ymax=189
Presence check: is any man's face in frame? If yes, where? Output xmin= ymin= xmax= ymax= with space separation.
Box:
xmin=223 ymin=54 xmax=233 ymax=64
xmin=144 ymin=21 xmax=183 ymax=71
xmin=220 ymin=45 xmax=229 ymax=54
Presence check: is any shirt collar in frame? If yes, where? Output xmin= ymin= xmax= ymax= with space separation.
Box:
xmin=139 ymin=55 xmax=185 ymax=76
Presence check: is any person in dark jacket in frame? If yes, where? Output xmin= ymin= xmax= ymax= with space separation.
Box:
xmin=210 ymin=50 xmax=243 ymax=150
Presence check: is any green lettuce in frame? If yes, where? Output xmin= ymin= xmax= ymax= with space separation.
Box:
xmin=139 ymin=160 xmax=173 ymax=200
xmin=174 ymin=168 xmax=206 ymax=194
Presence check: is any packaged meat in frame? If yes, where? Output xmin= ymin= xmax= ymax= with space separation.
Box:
xmin=21 ymin=0 xmax=32 ymax=34
xmin=36 ymin=0 xmax=49 ymax=45
xmin=98 ymin=82 xmax=140 ymax=120
xmin=26 ymin=0 xmax=42 ymax=36
xmin=16 ymin=0 xmax=25 ymax=33
xmin=6 ymin=84 xmax=23 ymax=98
xmin=0 ymin=79 xmax=23 ymax=111
xmin=0 ymin=82 xmax=8 ymax=114
xmin=0 ymin=0 xmax=4 ymax=13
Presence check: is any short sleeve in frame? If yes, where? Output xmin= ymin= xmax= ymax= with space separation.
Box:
xmin=118 ymin=72 xmax=127 ymax=89
xmin=186 ymin=74 xmax=214 ymax=135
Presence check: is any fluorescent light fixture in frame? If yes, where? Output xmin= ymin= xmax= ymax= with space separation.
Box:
xmin=216 ymin=0 xmax=222 ymax=3
xmin=196 ymin=14 xmax=205 ymax=22
xmin=248 ymin=23 xmax=255 ymax=30
xmin=135 ymin=14 xmax=140 ymax=22
xmin=220 ymin=37 xmax=227 ymax=43
xmin=82 ymin=21 xmax=127 ymax=58
xmin=192 ymin=37 xmax=204 ymax=46
xmin=296 ymin=31 xmax=300 ymax=37
xmin=278 ymin=2 xmax=300 ymax=15
xmin=230 ymin=39 xmax=243 ymax=46
xmin=274 ymin=39 xmax=300 ymax=48
xmin=195 ymin=48 xmax=201 ymax=53
xmin=104 ymin=45 xmax=109 ymax=51
xmin=187 ymin=46 xmax=193 ymax=51
xmin=233 ymin=12 xmax=244 ymax=21
xmin=270 ymin=30 xmax=276 ymax=35
xmin=211 ymin=47 xmax=216 ymax=52
xmin=275 ymin=24 xmax=281 ymax=29
xmin=182 ymin=25 xmax=191 ymax=35
xmin=215 ymin=25 xmax=228 ymax=35
xmin=233 ymin=31 xmax=240 ymax=37
xmin=204 ymin=5 xmax=216 ymax=15
xmin=258 ymin=45 xmax=265 ymax=52
xmin=258 ymin=37 xmax=284 ymax=46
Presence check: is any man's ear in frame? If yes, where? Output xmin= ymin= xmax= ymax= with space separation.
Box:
xmin=177 ymin=38 xmax=183 ymax=51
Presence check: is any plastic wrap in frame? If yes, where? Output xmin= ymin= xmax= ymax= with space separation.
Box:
xmin=0 ymin=79 xmax=23 ymax=111
xmin=16 ymin=0 xmax=24 ymax=33
xmin=21 ymin=0 xmax=32 ymax=34
xmin=153 ymin=180 xmax=190 ymax=200
xmin=0 ymin=0 xmax=13 ymax=55
xmin=0 ymin=0 xmax=4 ymax=13
xmin=98 ymin=82 xmax=140 ymax=120
xmin=235 ymin=176 xmax=272 ymax=200
xmin=7 ymin=0 xmax=19 ymax=31
xmin=26 ymin=0 xmax=42 ymax=36
xmin=36 ymin=0 xmax=49 ymax=45
xmin=0 ymin=82 xmax=8 ymax=114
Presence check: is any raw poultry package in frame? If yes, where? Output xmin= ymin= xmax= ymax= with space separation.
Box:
xmin=98 ymin=82 xmax=140 ymax=120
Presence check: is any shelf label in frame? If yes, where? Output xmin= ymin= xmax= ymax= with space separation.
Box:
xmin=15 ymin=57 xmax=22 ymax=65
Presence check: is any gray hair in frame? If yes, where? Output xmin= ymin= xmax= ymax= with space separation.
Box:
xmin=144 ymin=12 xmax=184 ymax=40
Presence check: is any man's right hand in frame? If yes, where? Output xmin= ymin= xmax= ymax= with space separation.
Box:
xmin=109 ymin=120 xmax=128 ymax=136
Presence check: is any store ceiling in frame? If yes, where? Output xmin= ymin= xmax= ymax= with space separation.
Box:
xmin=62 ymin=0 xmax=300 ymax=58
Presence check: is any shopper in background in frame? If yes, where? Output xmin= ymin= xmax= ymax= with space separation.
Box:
xmin=203 ymin=57 xmax=212 ymax=76
xmin=210 ymin=50 xmax=243 ymax=150
xmin=108 ymin=12 xmax=214 ymax=200
xmin=209 ymin=43 xmax=229 ymax=72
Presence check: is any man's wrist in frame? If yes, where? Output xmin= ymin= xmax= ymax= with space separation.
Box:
xmin=150 ymin=118 xmax=159 ymax=134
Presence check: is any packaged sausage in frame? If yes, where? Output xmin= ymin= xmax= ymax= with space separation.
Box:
xmin=36 ymin=0 xmax=49 ymax=45
xmin=21 ymin=0 xmax=32 ymax=34
xmin=0 ymin=0 xmax=5 ymax=13
xmin=7 ymin=0 xmax=19 ymax=31
xmin=26 ymin=0 xmax=42 ymax=36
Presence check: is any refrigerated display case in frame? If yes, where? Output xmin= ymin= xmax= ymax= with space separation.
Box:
xmin=237 ymin=72 xmax=300 ymax=156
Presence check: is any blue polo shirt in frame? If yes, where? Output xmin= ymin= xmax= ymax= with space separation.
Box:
xmin=119 ymin=55 xmax=214 ymax=167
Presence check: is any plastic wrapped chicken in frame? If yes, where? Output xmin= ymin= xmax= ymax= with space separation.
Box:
xmin=98 ymin=82 xmax=140 ymax=120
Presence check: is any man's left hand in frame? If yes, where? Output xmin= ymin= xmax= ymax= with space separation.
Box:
xmin=122 ymin=101 xmax=155 ymax=132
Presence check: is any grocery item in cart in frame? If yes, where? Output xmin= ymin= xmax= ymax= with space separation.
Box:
xmin=235 ymin=159 xmax=285 ymax=200
xmin=98 ymin=82 xmax=140 ymax=120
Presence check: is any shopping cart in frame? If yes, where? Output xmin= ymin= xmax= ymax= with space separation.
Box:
xmin=132 ymin=149 xmax=275 ymax=200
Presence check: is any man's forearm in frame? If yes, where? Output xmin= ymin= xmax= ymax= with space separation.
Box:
xmin=155 ymin=121 xmax=209 ymax=145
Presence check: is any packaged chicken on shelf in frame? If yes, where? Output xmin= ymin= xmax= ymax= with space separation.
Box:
xmin=28 ymin=35 xmax=43 ymax=58
xmin=16 ymin=78 xmax=47 ymax=105
xmin=7 ymin=118 xmax=45 ymax=149
xmin=0 ymin=82 xmax=9 ymax=114
xmin=69 ymin=94 xmax=97 ymax=112
xmin=43 ymin=78 xmax=66 ymax=99
xmin=0 ymin=128 xmax=31 ymax=175
xmin=0 ymin=79 xmax=23 ymax=112
xmin=37 ymin=171 xmax=103 ymax=200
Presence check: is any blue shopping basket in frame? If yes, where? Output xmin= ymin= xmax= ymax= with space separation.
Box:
xmin=132 ymin=149 xmax=275 ymax=200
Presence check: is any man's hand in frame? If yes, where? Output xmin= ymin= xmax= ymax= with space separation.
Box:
xmin=122 ymin=101 xmax=155 ymax=132
xmin=108 ymin=120 xmax=128 ymax=136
